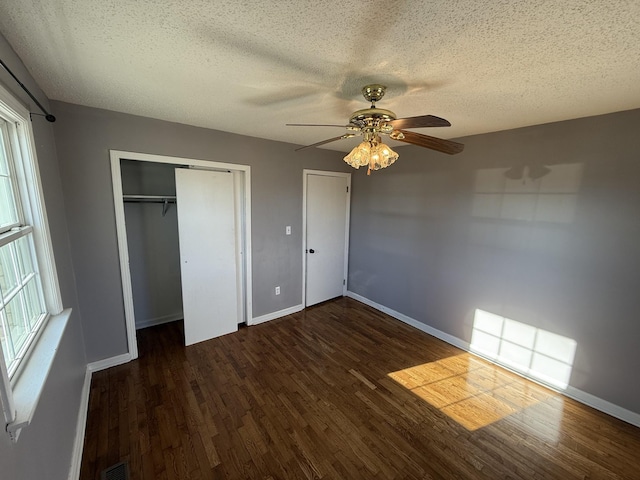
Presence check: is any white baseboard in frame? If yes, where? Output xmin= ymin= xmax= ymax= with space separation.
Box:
xmin=250 ymin=304 xmax=304 ymax=325
xmin=87 ymin=352 xmax=132 ymax=373
xmin=135 ymin=313 xmax=183 ymax=330
xmin=68 ymin=368 xmax=92 ymax=480
xmin=69 ymin=352 xmax=133 ymax=479
xmin=346 ymin=291 xmax=469 ymax=351
xmin=346 ymin=290 xmax=640 ymax=428
xmin=563 ymin=385 xmax=640 ymax=427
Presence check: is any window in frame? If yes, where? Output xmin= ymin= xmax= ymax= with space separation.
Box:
xmin=0 ymin=82 xmax=63 ymax=440
xmin=0 ymin=121 xmax=48 ymax=378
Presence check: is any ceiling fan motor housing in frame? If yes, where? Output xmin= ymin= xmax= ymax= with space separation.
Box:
xmin=349 ymin=108 xmax=397 ymax=134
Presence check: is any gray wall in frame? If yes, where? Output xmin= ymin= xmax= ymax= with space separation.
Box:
xmin=121 ymin=160 xmax=183 ymax=328
xmin=51 ymin=101 xmax=351 ymax=362
xmin=349 ymin=108 xmax=640 ymax=415
xmin=0 ymin=35 xmax=86 ymax=479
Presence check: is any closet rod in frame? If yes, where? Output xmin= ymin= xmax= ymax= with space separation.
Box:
xmin=122 ymin=195 xmax=176 ymax=203
xmin=123 ymin=195 xmax=176 ymax=216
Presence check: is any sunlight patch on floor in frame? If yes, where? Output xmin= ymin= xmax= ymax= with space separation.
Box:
xmin=388 ymin=353 xmax=557 ymax=430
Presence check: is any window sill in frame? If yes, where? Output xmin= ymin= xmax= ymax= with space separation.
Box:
xmin=5 ymin=308 xmax=72 ymax=442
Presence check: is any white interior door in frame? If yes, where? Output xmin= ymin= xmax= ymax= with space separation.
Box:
xmin=175 ymin=168 xmax=239 ymax=345
xmin=305 ymin=172 xmax=350 ymax=306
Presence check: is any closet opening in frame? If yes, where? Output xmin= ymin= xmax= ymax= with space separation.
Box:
xmin=110 ymin=151 xmax=252 ymax=359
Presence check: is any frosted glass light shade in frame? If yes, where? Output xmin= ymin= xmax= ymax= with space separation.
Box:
xmin=344 ymin=139 xmax=399 ymax=174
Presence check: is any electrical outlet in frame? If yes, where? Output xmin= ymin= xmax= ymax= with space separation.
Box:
xmin=286 ymin=226 xmax=291 ymax=235
xmin=275 ymin=286 xmax=280 ymax=295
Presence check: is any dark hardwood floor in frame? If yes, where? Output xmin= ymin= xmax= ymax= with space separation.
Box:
xmin=80 ymin=298 xmax=640 ymax=479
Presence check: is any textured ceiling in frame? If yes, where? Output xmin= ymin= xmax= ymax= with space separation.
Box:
xmin=0 ymin=0 xmax=639 ymax=152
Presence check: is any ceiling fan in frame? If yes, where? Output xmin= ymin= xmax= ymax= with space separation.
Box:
xmin=287 ymin=84 xmax=464 ymax=174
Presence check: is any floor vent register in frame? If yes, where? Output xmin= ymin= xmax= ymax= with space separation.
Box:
xmin=100 ymin=461 xmax=129 ymax=480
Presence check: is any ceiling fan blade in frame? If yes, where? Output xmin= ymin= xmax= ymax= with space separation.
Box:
xmin=287 ymin=123 xmax=351 ymax=128
xmin=395 ymin=130 xmax=464 ymax=155
xmin=389 ymin=115 xmax=451 ymax=129
xmin=295 ymin=134 xmax=356 ymax=151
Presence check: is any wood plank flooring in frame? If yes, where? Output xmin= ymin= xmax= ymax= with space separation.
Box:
xmin=80 ymin=298 xmax=640 ymax=479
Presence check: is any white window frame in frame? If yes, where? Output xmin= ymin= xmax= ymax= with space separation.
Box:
xmin=0 ymin=81 xmax=63 ymax=441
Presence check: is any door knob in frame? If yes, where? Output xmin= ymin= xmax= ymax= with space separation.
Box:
xmin=309 ymin=249 xmax=315 ymax=253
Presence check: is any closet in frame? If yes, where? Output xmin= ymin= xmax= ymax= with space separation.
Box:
xmin=118 ymin=158 xmax=247 ymax=349
xmin=121 ymin=160 xmax=184 ymax=330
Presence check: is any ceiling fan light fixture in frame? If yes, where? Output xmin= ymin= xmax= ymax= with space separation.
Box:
xmin=371 ymin=142 xmax=399 ymax=169
xmin=344 ymin=136 xmax=399 ymax=175
xmin=344 ymin=141 xmax=371 ymax=168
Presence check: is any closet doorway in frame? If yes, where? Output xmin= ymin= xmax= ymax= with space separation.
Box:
xmin=110 ymin=150 xmax=252 ymax=359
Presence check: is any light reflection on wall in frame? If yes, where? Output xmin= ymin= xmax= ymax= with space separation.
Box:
xmin=470 ymin=309 xmax=577 ymax=390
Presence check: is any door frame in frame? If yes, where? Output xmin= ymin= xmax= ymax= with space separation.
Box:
xmin=302 ymin=169 xmax=351 ymax=307
xmin=110 ymin=150 xmax=252 ymax=359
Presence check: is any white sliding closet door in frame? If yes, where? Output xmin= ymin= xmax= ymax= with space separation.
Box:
xmin=175 ymin=168 xmax=239 ymax=346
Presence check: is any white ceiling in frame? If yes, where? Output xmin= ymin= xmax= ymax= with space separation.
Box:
xmin=1 ymin=1 xmax=639 ymax=152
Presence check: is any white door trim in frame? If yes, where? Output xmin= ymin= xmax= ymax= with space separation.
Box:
xmin=110 ymin=150 xmax=253 ymax=359
xmin=302 ymin=169 xmax=351 ymax=307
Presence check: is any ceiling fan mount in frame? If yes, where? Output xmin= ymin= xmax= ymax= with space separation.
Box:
xmin=361 ymin=84 xmax=387 ymax=105
xmin=287 ymin=83 xmax=464 ymax=174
